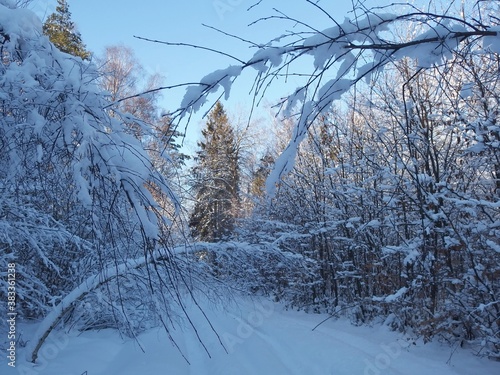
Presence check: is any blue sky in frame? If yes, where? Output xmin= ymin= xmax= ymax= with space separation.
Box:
xmin=30 ymin=0 xmax=387 ymax=147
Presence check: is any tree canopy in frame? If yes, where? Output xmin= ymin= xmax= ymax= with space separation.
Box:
xmin=189 ymin=102 xmax=240 ymax=241
xmin=42 ymin=0 xmax=90 ymax=60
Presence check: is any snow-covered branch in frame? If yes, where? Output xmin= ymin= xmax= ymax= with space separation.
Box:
xmin=143 ymin=3 xmax=500 ymax=195
xmin=25 ymin=247 xmax=176 ymax=363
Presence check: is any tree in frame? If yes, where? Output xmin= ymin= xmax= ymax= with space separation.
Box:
xmin=42 ymin=0 xmax=90 ymax=60
xmin=0 ymin=1 xmax=207 ymax=363
xmin=96 ymin=45 xmax=189 ymax=223
xmin=97 ymin=45 xmax=172 ymax=140
xmin=189 ymin=102 xmax=240 ymax=241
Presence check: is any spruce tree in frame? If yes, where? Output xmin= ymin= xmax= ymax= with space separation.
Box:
xmin=43 ymin=0 xmax=90 ymax=60
xmin=189 ymin=102 xmax=240 ymax=241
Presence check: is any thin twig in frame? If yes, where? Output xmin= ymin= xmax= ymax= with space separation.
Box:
xmin=133 ymin=35 xmax=246 ymax=64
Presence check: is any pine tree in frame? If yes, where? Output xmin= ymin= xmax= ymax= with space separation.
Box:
xmin=42 ymin=0 xmax=90 ymax=60
xmin=189 ymin=102 xmax=240 ymax=241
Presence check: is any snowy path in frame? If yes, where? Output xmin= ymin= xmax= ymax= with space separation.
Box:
xmin=12 ymin=297 xmax=499 ymax=375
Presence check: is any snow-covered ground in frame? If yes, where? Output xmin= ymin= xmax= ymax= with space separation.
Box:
xmin=9 ymin=297 xmax=500 ymax=375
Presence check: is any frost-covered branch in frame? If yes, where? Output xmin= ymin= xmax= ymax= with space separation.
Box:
xmin=0 ymin=1 xmax=199 ymax=361
xmin=143 ymin=2 xmax=500 ymax=194
xmin=26 ymin=247 xmax=173 ymax=363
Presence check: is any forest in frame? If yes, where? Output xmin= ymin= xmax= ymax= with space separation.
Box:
xmin=0 ymin=0 xmax=499 ymax=370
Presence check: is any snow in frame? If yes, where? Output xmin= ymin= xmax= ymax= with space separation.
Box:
xmin=392 ymin=22 xmax=466 ymax=68
xmin=302 ymin=13 xmax=396 ymax=71
xmin=0 ymin=3 xmax=42 ymax=46
xmin=249 ymin=47 xmax=286 ymax=72
xmin=2 ymin=2 xmax=499 ymax=373
xmin=22 ymin=248 xmax=174 ymax=364
xmin=373 ymin=287 xmax=408 ymax=303
xmin=486 ymin=240 xmax=500 ymax=254
xmin=460 ymin=82 xmax=474 ymax=99
xmin=11 ymin=296 xmax=499 ymax=375
xmin=200 ymin=65 xmax=242 ymax=99
xmin=266 ymin=100 xmax=315 ymax=198
xmin=180 ymin=65 xmax=242 ymax=116
xmin=317 ymin=78 xmax=353 ymax=110
xmin=483 ymin=27 xmax=500 ymax=54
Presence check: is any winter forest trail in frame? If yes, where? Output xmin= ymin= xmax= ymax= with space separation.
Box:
xmin=13 ymin=297 xmax=500 ymax=375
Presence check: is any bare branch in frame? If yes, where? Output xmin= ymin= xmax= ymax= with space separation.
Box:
xmin=133 ymin=35 xmax=246 ymax=64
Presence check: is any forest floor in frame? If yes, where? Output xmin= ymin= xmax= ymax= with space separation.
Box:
xmin=9 ymin=296 xmax=500 ymax=375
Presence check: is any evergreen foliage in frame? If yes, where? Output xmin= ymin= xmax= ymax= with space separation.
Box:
xmin=189 ymin=102 xmax=240 ymax=241
xmin=42 ymin=0 xmax=90 ymax=60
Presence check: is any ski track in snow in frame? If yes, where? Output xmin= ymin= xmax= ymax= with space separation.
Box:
xmin=274 ymin=313 xmax=402 ymax=374
xmin=11 ymin=297 xmax=500 ymax=375
xmin=229 ymin=312 xmax=304 ymax=375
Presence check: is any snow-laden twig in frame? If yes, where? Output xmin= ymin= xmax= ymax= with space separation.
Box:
xmin=134 ymin=3 xmax=499 ymax=197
